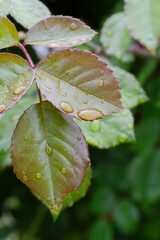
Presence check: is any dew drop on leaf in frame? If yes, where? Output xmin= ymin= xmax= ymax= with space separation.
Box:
xmin=83 ymin=100 xmax=88 ymax=104
xmin=70 ymin=22 xmax=78 ymax=31
xmin=14 ymin=86 xmax=26 ymax=95
xmin=13 ymin=97 xmax=18 ymax=101
xmin=77 ymin=109 xmax=103 ymax=121
xmin=118 ymin=135 xmax=126 ymax=143
xmin=24 ymin=136 xmax=28 ymax=140
xmin=62 ymin=92 xmax=67 ymax=97
xmin=52 ymin=204 xmax=59 ymax=214
xmin=100 ymin=71 xmax=104 ymax=76
xmin=91 ymin=120 xmax=101 ymax=132
xmin=98 ymin=79 xmax=104 ymax=87
xmin=59 ymin=101 xmax=73 ymax=113
xmin=36 ymin=173 xmax=42 ymax=179
xmin=101 ymin=99 xmax=104 ymax=104
xmin=61 ymin=167 xmax=67 ymax=175
xmin=0 ymin=104 xmax=6 ymax=113
xmin=23 ymin=175 xmax=28 ymax=181
xmin=77 ymin=137 xmax=81 ymax=141
xmin=45 ymin=144 xmax=52 ymax=156
xmin=65 ymin=70 xmax=69 ymax=75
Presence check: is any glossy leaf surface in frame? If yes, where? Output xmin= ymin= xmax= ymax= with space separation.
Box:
xmin=100 ymin=12 xmax=131 ymax=61
xmin=0 ymin=54 xmax=34 ymax=116
xmin=11 ymin=101 xmax=90 ymax=210
xmin=0 ymin=0 xmax=14 ymax=16
xmin=10 ymin=0 xmax=51 ymax=29
xmin=36 ymin=49 xmax=123 ymax=121
xmin=124 ymin=0 xmax=160 ymax=52
xmin=24 ymin=16 xmax=96 ymax=47
xmin=0 ymin=17 xmax=19 ymax=49
xmin=75 ymin=109 xmax=135 ymax=149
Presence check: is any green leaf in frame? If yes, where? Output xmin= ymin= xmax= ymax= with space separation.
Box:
xmin=128 ymin=150 xmax=160 ymax=204
xmin=11 ymin=101 xmax=90 ymax=212
xmin=10 ymin=0 xmax=51 ymax=29
xmin=0 ymin=0 xmax=14 ymax=16
xmin=88 ymin=220 xmax=113 ymax=240
xmin=74 ymin=109 xmax=135 ymax=149
xmin=0 ymin=17 xmax=19 ymax=49
xmin=124 ymin=0 xmax=160 ymax=52
xmin=113 ymin=66 xmax=148 ymax=108
xmin=100 ymin=12 xmax=131 ymax=61
xmin=113 ymin=199 xmax=140 ymax=234
xmin=53 ymin=166 xmax=92 ymax=220
xmin=24 ymin=16 xmax=96 ymax=48
xmin=0 ymin=54 xmax=34 ymax=116
xmin=36 ymin=49 xmax=123 ymax=121
xmin=0 ymin=95 xmax=38 ymax=154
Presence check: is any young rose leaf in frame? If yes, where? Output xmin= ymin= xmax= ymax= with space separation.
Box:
xmin=124 ymin=0 xmax=160 ymax=53
xmin=10 ymin=0 xmax=51 ymax=29
xmin=24 ymin=16 xmax=96 ymax=48
xmin=34 ymin=166 xmax=92 ymax=221
xmin=113 ymin=66 xmax=148 ymax=108
xmin=0 ymin=17 xmax=19 ymax=49
xmin=0 ymin=0 xmax=14 ymax=16
xmin=100 ymin=12 xmax=132 ymax=61
xmin=74 ymin=109 xmax=135 ymax=149
xmin=36 ymin=49 xmax=123 ymax=121
xmin=0 ymin=53 xmax=35 ymax=115
xmin=11 ymin=101 xmax=90 ymax=211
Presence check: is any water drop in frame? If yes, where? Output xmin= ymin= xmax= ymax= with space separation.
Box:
xmin=13 ymin=96 xmax=17 ymax=101
xmin=0 ymin=104 xmax=6 ymax=113
xmin=65 ymin=70 xmax=69 ymax=75
xmin=77 ymin=137 xmax=81 ymax=141
xmin=61 ymin=167 xmax=67 ymax=175
xmin=128 ymin=123 xmax=133 ymax=130
xmin=118 ymin=135 xmax=126 ymax=143
xmin=83 ymin=100 xmax=88 ymax=104
xmin=107 ymin=31 xmax=113 ymax=37
xmin=53 ymin=63 xmax=57 ymax=69
xmin=52 ymin=204 xmax=59 ymax=214
xmin=45 ymin=144 xmax=52 ymax=156
xmin=62 ymin=92 xmax=67 ymax=97
xmin=24 ymin=136 xmax=28 ymax=140
xmin=77 ymin=109 xmax=103 ymax=121
xmin=65 ymin=49 xmax=71 ymax=57
xmin=100 ymin=71 xmax=104 ymax=76
xmin=101 ymin=99 xmax=104 ymax=104
xmin=60 ymin=101 xmax=73 ymax=113
xmin=70 ymin=22 xmax=78 ymax=31
xmin=36 ymin=173 xmax=42 ymax=179
xmin=23 ymin=175 xmax=28 ymax=181
xmin=91 ymin=120 xmax=101 ymax=132
xmin=98 ymin=79 xmax=104 ymax=87
xmin=14 ymin=86 xmax=26 ymax=95
xmin=64 ymin=148 xmax=68 ymax=152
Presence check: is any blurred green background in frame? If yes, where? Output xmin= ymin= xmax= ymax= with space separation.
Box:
xmin=1 ymin=0 xmax=160 ymax=239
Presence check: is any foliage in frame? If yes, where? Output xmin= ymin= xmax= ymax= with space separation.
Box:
xmin=0 ymin=0 xmax=160 ymax=239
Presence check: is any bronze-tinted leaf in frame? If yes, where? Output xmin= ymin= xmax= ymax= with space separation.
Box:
xmin=24 ymin=16 xmax=96 ymax=48
xmin=36 ymin=49 xmax=123 ymax=121
xmin=0 ymin=53 xmax=34 ymax=116
xmin=11 ymin=101 xmax=90 ymax=211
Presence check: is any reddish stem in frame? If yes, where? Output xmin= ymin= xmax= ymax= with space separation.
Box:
xmin=18 ymin=42 xmax=48 ymax=144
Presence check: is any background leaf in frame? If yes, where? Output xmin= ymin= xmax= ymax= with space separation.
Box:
xmin=0 ymin=54 xmax=34 ymax=115
xmin=124 ymin=0 xmax=160 ymax=52
xmin=100 ymin=12 xmax=131 ymax=61
xmin=75 ymin=109 xmax=135 ymax=149
xmin=10 ymin=0 xmax=51 ymax=29
xmin=36 ymin=49 xmax=123 ymax=121
xmin=24 ymin=16 xmax=96 ymax=48
xmin=0 ymin=0 xmax=14 ymax=16
xmin=11 ymin=101 xmax=90 ymax=211
xmin=0 ymin=17 xmax=19 ymax=49
xmin=113 ymin=66 xmax=148 ymax=108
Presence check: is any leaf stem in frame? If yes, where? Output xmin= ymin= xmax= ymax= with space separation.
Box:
xmin=18 ymin=42 xmax=48 ymax=144
xmin=18 ymin=42 xmax=35 ymax=68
